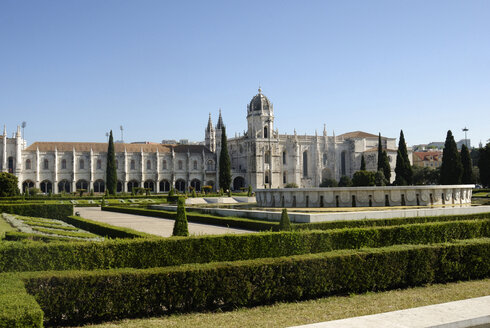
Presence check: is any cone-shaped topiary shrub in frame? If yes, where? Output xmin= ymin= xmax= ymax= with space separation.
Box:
xmin=172 ymin=197 xmax=189 ymax=236
xmin=279 ymin=208 xmax=291 ymax=231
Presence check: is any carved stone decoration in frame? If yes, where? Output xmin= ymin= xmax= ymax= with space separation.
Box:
xmin=433 ymin=192 xmax=440 ymax=202
xmin=462 ymin=189 xmax=467 ymax=201
xmin=421 ymin=190 xmax=429 ymax=202
xmin=324 ymin=191 xmax=334 ymax=203
xmin=445 ymin=190 xmax=452 ymax=201
xmin=390 ymin=190 xmax=401 ymax=202
xmin=309 ymin=192 xmax=318 ymax=203
xmin=374 ymin=190 xmax=384 ymax=203
xmin=357 ymin=191 xmax=368 ymax=202
xmin=406 ymin=190 xmax=416 ymax=202
xmin=454 ymin=189 xmax=460 ymax=201
xmin=340 ymin=191 xmax=350 ymax=203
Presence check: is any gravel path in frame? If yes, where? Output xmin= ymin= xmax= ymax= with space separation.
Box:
xmin=74 ymin=207 xmax=254 ymax=237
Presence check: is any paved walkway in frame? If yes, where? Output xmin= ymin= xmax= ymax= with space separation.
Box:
xmin=291 ymin=296 xmax=490 ymax=328
xmin=74 ymin=207 xmax=254 ymax=237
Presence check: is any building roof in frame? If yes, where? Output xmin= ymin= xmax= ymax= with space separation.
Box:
xmin=338 ymin=131 xmax=380 ymax=139
xmin=413 ymin=151 xmax=442 ymax=161
xmin=363 ymin=147 xmax=397 ymax=153
xmin=248 ymin=87 xmax=272 ymax=112
xmin=25 ymin=142 xmax=213 ymax=154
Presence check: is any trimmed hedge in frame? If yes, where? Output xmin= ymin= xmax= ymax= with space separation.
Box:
xmin=294 ymin=212 xmax=490 ymax=231
xmin=103 ymin=206 xmax=278 ymax=231
xmin=4 ymin=232 xmax=79 ymax=242
xmin=22 ymin=239 xmax=490 ymax=326
xmin=0 ymin=203 xmax=73 ymax=220
xmin=1 ymin=219 xmax=489 ymax=273
xmin=0 ymin=274 xmax=43 ymax=328
xmin=60 ymin=215 xmax=153 ymax=239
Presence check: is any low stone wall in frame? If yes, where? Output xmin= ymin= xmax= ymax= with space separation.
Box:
xmin=256 ymin=185 xmax=475 ymax=208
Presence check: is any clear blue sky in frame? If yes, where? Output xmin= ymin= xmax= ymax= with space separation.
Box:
xmin=1 ymin=0 xmax=489 ymax=147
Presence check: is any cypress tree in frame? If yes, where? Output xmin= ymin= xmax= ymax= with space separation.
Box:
xmin=106 ymin=130 xmax=117 ymax=195
xmin=478 ymin=142 xmax=490 ymax=187
xmin=440 ymin=130 xmax=463 ymax=185
xmin=394 ymin=130 xmax=412 ymax=185
xmin=360 ymin=154 xmax=366 ymax=171
xmin=172 ymin=197 xmax=189 ymax=236
xmin=219 ymin=126 xmax=231 ymax=191
xmin=279 ymin=208 xmax=291 ymax=231
xmin=461 ymin=144 xmax=475 ymax=184
xmin=377 ymin=133 xmax=383 ymax=171
xmin=381 ymin=150 xmax=391 ymax=182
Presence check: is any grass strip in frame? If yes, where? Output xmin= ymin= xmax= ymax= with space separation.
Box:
xmin=22 ymin=221 xmax=79 ymax=231
xmin=31 ymin=227 xmax=98 ymax=238
xmin=82 ymin=278 xmax=490 ymax=328
xmin=0 ymin=216 xmax=16 ymax=240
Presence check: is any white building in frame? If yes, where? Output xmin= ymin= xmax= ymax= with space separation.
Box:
xmin=1 ymin=88 xmax=401 ymax=194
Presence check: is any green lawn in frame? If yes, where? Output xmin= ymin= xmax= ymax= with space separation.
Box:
xmin=0 ymin=215 xmax=16 ymax=239
xmin=81 ymin=278 xmax=490 ymax=328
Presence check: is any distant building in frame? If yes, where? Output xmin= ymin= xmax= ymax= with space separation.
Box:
xmin=1 ymin=88 xmax=407 ymax=193
xmin=413 ymin=151 xmax=443 ymax=168
xmin=414 ymin=139 xmax=471 ymax=151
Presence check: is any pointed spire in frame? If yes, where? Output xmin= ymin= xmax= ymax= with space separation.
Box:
xmin=206 ymin=113 xmax=214 ymax=132
xmin=323 ymin=124 xmax=327 ymax=136
xmin=16 ymin=125 xmax=21 ymax=138
xmin=216 ymin=108 xmax=224 ymax=129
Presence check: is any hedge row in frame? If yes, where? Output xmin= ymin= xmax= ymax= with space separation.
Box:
xmin=103 ymin=206 xmax=278 ymax=231
xmin=1 ymin=219 xmax=488 ymax=272
xmin=60 ymin=215 xmax=153 ymax=239
xmin=0 ymin=204 xmax=73 ymax=221
xmin=0 ymin=274 xmax=43 ymax=328
xmin=295 ymin=212 xmax=490 ymax=231
xmin=22 ymin=239 xmax=490 ymax=326
xmin=4 ymin=232 xmax=79 ymax=243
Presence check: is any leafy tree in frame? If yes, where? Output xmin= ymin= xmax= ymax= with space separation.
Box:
xmin=320 ymin=178 xmax=338 ymax=187
xmin=461 ymin=144 xmax=475 ymax=184
xmin=0 ymin=172 xmax=19 ymax=197
xmin=478 ymin=142 xmax=490 ymax=187
xmin=352 ymin=170 xmax=376 ymax=186
xmin=338 ymin=175 xmax=352 ymax=187
xmin=172 ymin=197 xmax=189 ymax=236
xmin=374 ymin=170 xmax=387 ymax=186
xmin=284 ymin=183 xmax=298 ymax=188
xmin=440 ymin=130 xmax=463 ymax=185
xmin=279 ymin=208 xmax=291 ymax=231
xmin=106 ymin=130 xmax=117 ymax=195
xmin=219 ymin=126 xmax=231 ymax=191
xmin=412 ymin=166 xmax=440 ymax=185
xmin=394 ymin=130 xmax=412 ymax=185
xmin=360 ymin=154 xmax=366 ymax=171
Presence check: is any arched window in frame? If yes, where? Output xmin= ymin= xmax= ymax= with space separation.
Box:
xmin=76 ymin=179 xmax=88 ymax=191
xmin=282 ymin=152 xmax=286 ymax=165
xmin=264 ymin=126 xmax=268 ymax=138
xmin=43 ymin=159 xmax=49 ymax=170
xmin=159 ymin=180 xmax=170 ymax=192
xmin=117 ymin=181 xmax=123 ymax=192
xmin=93 ymin=179 xmax=105 ymax=193
xmin=58 ymin=180 xmax=71 ymax=193
xmin=193 ymin=160 xmax=198 ymax=170
xmin=178 ymin=160 xmax=183 ymax=170
xmin=25 ymin=159 xmax=31 ymax=170
xmin=144 ymin=180 xmax=155 ymax=192
xmin=147 ymin=160 xmax=151 ymax=170
xmin=283 ymin=171 xmax=287 ymax=184
xmin=97 ymin=159 xmax=102 ymax=170
xmin=162 ymin=160 xmax=167 ymax=170
xmin=61 ymin=159 xmax=67 ymax=169
xmin=130 ymin=160 xmax=135 ymax=170
xmin=79 ymin=159 xmax=85 ymax=170
xmin=8 ymin=157 xmax=14 ymax=173
xmin=127 ymin=180 xmax=139 ymax=192
xmin=40 ymin=180 xmax=52 ymax=193
xmin=175 ymin=179 xmax=186 ymax=192
xmin=190 ymin=179 xmax=201 ymax=191
xmin=206 ymin=160 xmax=215 ymax=171
xmin=22 ymin=180 xmax=35 ymax=193
xmin=265 ymin=173 xmax=269 ymax=184
xmin=303 ymin=151 xmax=308 ymax=177
xmin=265 ymin=152 xmax=270 ymax=164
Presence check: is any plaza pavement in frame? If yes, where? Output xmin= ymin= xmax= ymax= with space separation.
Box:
xmin=291 ymin=296 xmax=490 ymax=328
xmin=74 ymin=207 xmax=254 ymax=237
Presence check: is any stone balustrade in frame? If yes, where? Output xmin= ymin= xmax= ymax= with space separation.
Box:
xmin=255 ymin=185 xmax=475 ymax=208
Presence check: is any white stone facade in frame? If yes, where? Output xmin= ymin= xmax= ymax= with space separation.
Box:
xmin=1 ymin=88 xmax=407 ymax=194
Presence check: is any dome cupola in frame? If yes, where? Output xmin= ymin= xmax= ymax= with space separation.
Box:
xmin=248 ymin=87 xmax=272 ymax=113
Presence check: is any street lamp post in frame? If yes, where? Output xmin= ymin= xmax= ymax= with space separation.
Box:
xmin=462 ymin=127 xmax=469 ymax=148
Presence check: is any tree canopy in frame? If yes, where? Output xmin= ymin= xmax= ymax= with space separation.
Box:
xmin=106 ymin=130 xmax=117 ymax=195
xmin=0 ymin=172 xmax=19 ymax=197
xmin=394 ymin=130 xmax=412 ymax=185
xmin=218 ymin=127 xmax=231 ymax=191
xmin=440 ymin=130 xmax=463 ymax=185
xmin=461 ymin=144 xmax=475 ymax=184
